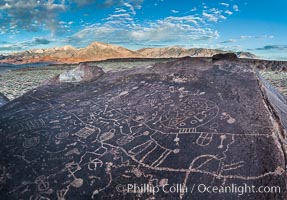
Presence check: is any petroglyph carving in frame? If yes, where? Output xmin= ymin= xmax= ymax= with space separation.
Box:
xmin=55 ymin=132 xmax=69 ymax=140
xmin=116 ymin=135 xmax=135 ymax=146
xmin=12 ymin=119 xmax=46 ymax=131
xmin=56 ymin=189 xmax=69 ymax=200
xmin=99 ymin=129 xmax=115 ymax=142
xmin=71 ymin=178 xmax=83 ymax=188
xmin=65 ymin=148 xmax=81 ymax=156
xmin=196 ymin=133 xmax=213 ymax=146
xmin=23 ymin=136 xmax=40 ymax=148
xmin=35 ymin=176 xmax=52 ymax=193
xmin=74 ymin=126 xmax=96 ymax=139
xmin=88 ymin=159 xmax=103 ymax=171
xmin=222 ymin=161 xmax=245 ymax=172
xmin=221 ymin=112 xmax=236 ymax=124
xmin=275 ymin=166 xmax=285 ymax=175
xmin=160 ymin=97 xmax=219 ymax=130
xmin=218 ymin=135 xmax=227 ymax=149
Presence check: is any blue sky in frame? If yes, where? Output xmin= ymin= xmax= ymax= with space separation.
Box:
xmin=0 ymin=0 xmax=286 ymax=60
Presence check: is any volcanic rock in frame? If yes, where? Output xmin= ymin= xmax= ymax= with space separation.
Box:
xmin=212 ymin=53 xmax=238 ymax=61
xmin=0 ymin=57 xmax=286 ymax=200
xmin=0 ymin=92 xmax=9 ymax=107
xmin=58 ymin=63 xmax=104 ymax=83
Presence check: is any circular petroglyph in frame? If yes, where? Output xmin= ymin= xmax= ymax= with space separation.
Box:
xmin=173 ymin=149 xmax=180 ymax=154
xmin=160 ymin=97 xmax=219 ymax=129
xmin=143 ymin=131 xmax=150 ymax=135
xmin=55 ymin=132 xmax=69 ymax=140
xmin=71 ymin=178 xmax=84 ymax=188
xmin=275 ymin=166 xmax=285 ymax=175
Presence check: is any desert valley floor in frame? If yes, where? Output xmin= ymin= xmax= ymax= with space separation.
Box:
xmin=0 ymin=58 xmax=287 ymax=101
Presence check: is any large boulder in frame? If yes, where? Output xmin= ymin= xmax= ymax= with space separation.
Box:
xmin=58 ymin=63 xmax=104 ymax=83
xmin=212 ymin=53 xmax=238 ymax=61
xmin=0 ymin=92 xmax=9 ymax=107
xmin=0 ymin=57 xmax=286 ymax=199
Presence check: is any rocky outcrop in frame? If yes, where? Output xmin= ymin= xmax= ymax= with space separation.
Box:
xmin=0 ymin=57 xmax=286 ymax=199
xmin=212 ymin=53 xmax=238 ymax=61
xmin=0 ymin=92 xmax=9 ymax=107
xmin=57 ymin=63 xmax=104 ymax=83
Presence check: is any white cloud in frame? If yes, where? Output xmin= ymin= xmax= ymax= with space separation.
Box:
xmin=0 ymin=0 xmax=237 ymax=51
xmin=241 ymin=35 xmax=275 ymax=40
xmin=220 ymin=3 xmax=229 ymax=7
xmin=105 ymin=13 xmax=133 ymax=21
xmin=233 ymin=5 xmax=239 ymax=12
xmin=202 ymin=8 xmax=227 ymax=22
xmin=220 ymin=35 xmax=275 ymax=45
xmin=225 ymin=10 xmax=233 ymax=15
xmin=130 ymin=21 xmax=219 ymax=42
xmin=0 ymin=37 xmax=53 ymax=52
xmin=220 ymin=15 xmax=227 ymax=20
xmin=123 ymin=2 xmax=136 ymax=15
xmin=0 ymin=0 xmax=144 ymax=34
xmin=171 ymin=10 xmax=179 ymax=14
xmin=65 ymin=1 xmax=238 ymax=48
xmin=255 ymin=45 xmax=287 ymax=51
xmin=262 ymin=35 xmax=274 ymax=39
xmin=203 ymin=12 xmax=218 ymax=22
xmin=67 ymin=3 xmax=221 ymax=48
xmin=240 ymin=35 xmax=253 ymax=39
xmin=190 ymin=7 xmax=197 ymax=12
xmin=0 ymin=0 xmax=65 ymax=34
xmin=67 ymin=17 xmax=220 ymax=47
xmin=70 ymin=0 xmax=143 ymax=8
xmin=165 ymin=16 xmax=202 ymax=25
xmin=221 ymin=39 xmax=237 ymax=43
xmin=114 ymin=8 xmax=126 ymax=13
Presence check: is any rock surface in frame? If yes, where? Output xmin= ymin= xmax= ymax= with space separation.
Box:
xmin=212 ymin=53 xmax=238 ymax=61
xmin=0 ymin=92 xmax=9 ymax=107
xmin=0 ymin=57 xmax=286 ymax=200
xmin=57 ymin=64 xmax=104 ymax=83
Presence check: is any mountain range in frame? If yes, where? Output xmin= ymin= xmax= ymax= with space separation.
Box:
xmin=0 ymin=42 xmax=256 ymax=65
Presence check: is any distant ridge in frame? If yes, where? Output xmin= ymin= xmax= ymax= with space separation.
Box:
xmin=0 ymin=42 xmax=256 ymax=64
